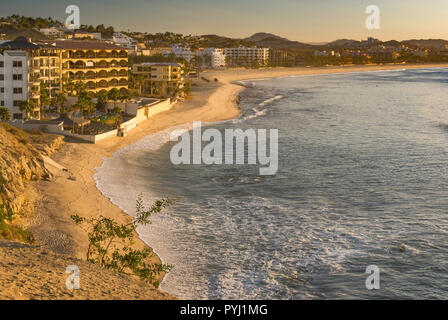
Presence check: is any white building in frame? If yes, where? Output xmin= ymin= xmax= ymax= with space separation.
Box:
xmin=223 ymin=47 xmax=269 ymax=67
xmin=1 ymin=50 xmax=32 ymax=119
xmin=198 ymin=48 xmax=226 ymax=69
xmin=39 ymin=27 xmax=65 ymax=38
xmin=112 ymin=32 xmax=136 ymax=50
xmin=170 ymin=44 xmax=195 ymax=62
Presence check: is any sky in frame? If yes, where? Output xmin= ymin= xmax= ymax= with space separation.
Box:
xmin=2 ymin=0 xmax=448 ymax=42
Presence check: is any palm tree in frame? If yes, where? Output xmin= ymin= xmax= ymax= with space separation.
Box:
xmin=108 ymin=88 xmax=120 ymax=110
xmin=52 ymin=93 xmax=67 ymax=115
xmin=19 ymin=99 xmax=37 ymax=119
xmin=111 ymin=107 xmax=122 ymax=129
xmin=68 ymin=103 xmax=80 ymax=134
xmin=84 ymin=100 xmax=96 ymax=131
xmin=119 ymin=89 xmax=131 ymax=114
xmin=39 ymin=82 xmax=50 ymax=120
xmin=96 ymin=90 xmax=109 ymax=112
xmin=133 ymin=74 xmax=145 ymax=95
xmin=0 ymin=106 xmax=11 ymax=122
xmin=73 ymin=81 xmax=94 ymax=135
xmin=64 ymin=78 xmax=76 ymax=97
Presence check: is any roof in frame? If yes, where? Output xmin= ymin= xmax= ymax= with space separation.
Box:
xmin=37 ymin=40 xmax=126 ymax=51
xmin=0 ymin=37 xmax=41 ymax=50
xmin=25 ymin=120 xmax=64 ymax=125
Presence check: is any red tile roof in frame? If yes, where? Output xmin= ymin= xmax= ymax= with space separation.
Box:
xmin=37 ymin=40 xmax=127 ymax=51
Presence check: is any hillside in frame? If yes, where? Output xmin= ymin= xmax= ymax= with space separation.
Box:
xmin=403 ymin=39 xmax=448 ymax=48
xmin=199 ymin=34 xmax=254 ymax=48
xmin=0 ymin=26 xmax=48 ymax=41
xmin=0 ymin=123 xmax=63 ymax=242
xmin=0 ymin=123 xmax=174 ymax=299
xmin=327 ymin=39 xmax=360 ymax=47
xmin=0 ymin=124 xmax=51 ymax=214
xmin=245 ymin=32 xmax=311 ymax=48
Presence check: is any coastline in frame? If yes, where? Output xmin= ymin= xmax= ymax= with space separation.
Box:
xmin=29 ymin=63 xmax=448 ymax=298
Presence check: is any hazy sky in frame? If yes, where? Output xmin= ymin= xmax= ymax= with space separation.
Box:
xmin=2 ymin=0 xmax=448 ymax=42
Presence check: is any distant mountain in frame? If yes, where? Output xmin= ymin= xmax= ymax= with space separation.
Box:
xmin=245 ymin=32 xmax=289 ymax=42
xmin=327 ymin=39 xmax=360 ymax=47
xmin=402 ymin=39 xmax=448 ymax=48
xmin=244 ymin=32 xmax=312 ymax=49
xmin=199 ymin=34 xmax=255 ymax=48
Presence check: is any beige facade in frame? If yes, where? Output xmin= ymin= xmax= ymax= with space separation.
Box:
xmin=132 ymin=62 xmax=184 ymax=97
xmin=39 ymin=41 xmax=129 ymax=93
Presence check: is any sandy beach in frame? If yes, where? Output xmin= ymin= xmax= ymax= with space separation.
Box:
xmin=26 ymin=63 xmax=448 ymax=298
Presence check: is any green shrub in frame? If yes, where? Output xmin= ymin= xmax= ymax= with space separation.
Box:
xmin=0 ymin=203 xmax=33 ymax=243
xmin=71 ymin=195 xmax=177 ymax=285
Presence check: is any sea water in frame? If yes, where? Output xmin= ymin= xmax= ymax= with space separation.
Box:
xmin=95 ymin=68 xmax=448 ymax=299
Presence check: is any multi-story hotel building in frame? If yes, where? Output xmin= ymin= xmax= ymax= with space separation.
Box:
xmin=132 ymin=62 xmax=184 ymax=97
xmin=0 ymin=37 xmax=49 ymax=119
xmin=1 ymin=37 xmax=129 ymax=119
xmin=198 ymin=48 xmax=226 ymax=69
xmin=40 ymin=40 xmax=129 ymax=93
xmin=224 ymin=47 xmax=270 ymax=67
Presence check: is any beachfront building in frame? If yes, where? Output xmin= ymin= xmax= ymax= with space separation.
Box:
xmin=38 ymin=40 xmax=129 ymax=94
xmin=132 ymin=62 xmax=184 ymax=97
xmin=197 ymin=48 xmax=226 ymax=69
xmin=1 ymin=37 xmax=129 ymax=119
xmin=224 ymin=47 xmax=270 ymax=67
xmin=0 ymin=37 xmax=62 ymax=119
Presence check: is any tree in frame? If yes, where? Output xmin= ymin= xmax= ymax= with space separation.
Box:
xmin=0 ymin=106 xmax=11 ymax=122
xmin=39 ymin=82 xmax=51 ymax=119
xmin=71 ymin=195 xmax=176 ymax=285
xmin=111 ymin=107 xmax=123 ymax=129
xmin=64 ymin=78 xmax=76 ymax=96
xmin=73 ymin=81 xmax=94 ymax=135
xmin=108 ymin=88 xmax=121 ymax=110
xmin=19 ymin=99 xmax=37 ymax=119
xmin=52 ymin=93 xmax=67 ymax=115
xmin=133 ymin=74 xmax=145 ymax=95
xmin=119 ymin=89 xmax=131 ymax=114
xmin=95 ymin=90 xmax=109 ymax=112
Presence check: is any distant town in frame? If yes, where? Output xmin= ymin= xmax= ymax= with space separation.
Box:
xmin=1 ymin=14 xmax=448 ymax=137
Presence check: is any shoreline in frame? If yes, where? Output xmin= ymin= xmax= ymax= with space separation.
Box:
xmin=29 ymin=63 xmax=448 ymax=298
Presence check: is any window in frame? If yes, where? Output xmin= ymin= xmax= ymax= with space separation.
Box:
xmin=13 ymin=113 xmax=23 ymax=120
xmin=13 ymin=88 xmax=23 ymax=94
xmin=1 ymin=101 xmax=4 ymax=106
xmin=13 ymin=74 xmax=23 ymax=81
xmin=0 ymin=62 xmax=4 ymax=68
xmin=13 ymin=61 xmax=23 ymax=67
xmin=13 ymin=100 xmax=23 ymax=107
xmin=0 ymin=74 xmax=4 ymax=80
xmin=0 ymin=88 xmax=4 ymax=93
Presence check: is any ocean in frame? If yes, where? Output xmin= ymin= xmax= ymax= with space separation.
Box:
xmin=94 ymin=68 xmax=448 ymax=299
